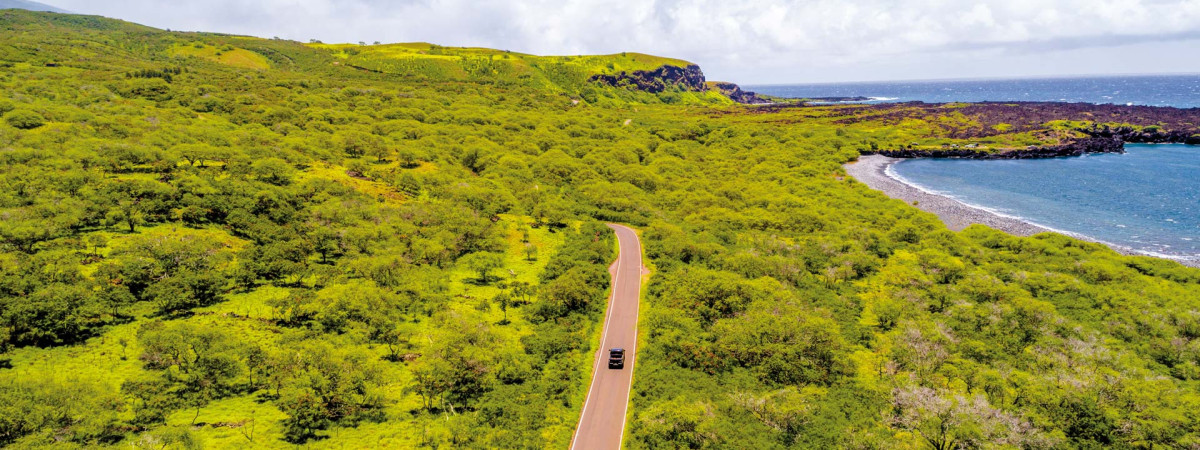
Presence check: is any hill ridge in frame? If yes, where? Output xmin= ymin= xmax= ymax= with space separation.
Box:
xmin=0 ymin=9 xmax=755 ymax=104
xmin=0 ymin=0 xmax=67 ymax=13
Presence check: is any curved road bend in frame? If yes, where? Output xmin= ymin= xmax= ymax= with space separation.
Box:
xmin=570 ymin=224 xmax=644 ymax=450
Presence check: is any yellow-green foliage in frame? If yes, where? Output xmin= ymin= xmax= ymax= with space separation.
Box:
xmin=314 ymin=42 xmax=690 ymax=74
xmin=308 ymin=42 xmax=695 ymax=98
xmin=170 ymin=43 xmax=271 ymax=70
xmin=2 ymin=9 xmax=1200 ymax=450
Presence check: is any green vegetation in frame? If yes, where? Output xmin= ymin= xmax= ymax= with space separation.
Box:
xmin=4 ymin=109 xmax=44 ymax=129
xmin=169 ymin=43 xmax=270 ymax=70
xmin=307 ymin=42 xmax=719 ymax=105
xmin=1 ymin=9 xmax=1199 ymax=449
xmin=314 ymin=41 xmax=689 ymax=77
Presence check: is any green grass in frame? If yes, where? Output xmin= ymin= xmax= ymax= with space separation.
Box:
xmin=447 ymin=215 xmax=565 ymax=328
xmin=3 ymin=317 xmax=145 ymax=392
xmin=159 ymin=394 xmax=289 ymax=448
xmin=169 ymin=43 xmax=271 ymax=70
xmin=197 ymin=285 xmax=289 ymax=320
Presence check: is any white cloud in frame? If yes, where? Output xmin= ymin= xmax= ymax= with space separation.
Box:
xmin=42 ymin=0 xmax=1200 ymax=83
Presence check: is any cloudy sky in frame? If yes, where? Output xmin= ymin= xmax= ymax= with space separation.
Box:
xmin=39 ymin=0 xmax=1200 ymax=84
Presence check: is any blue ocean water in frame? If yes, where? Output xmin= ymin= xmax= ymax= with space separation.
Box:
xmin=747 ymin=75 xmax=1200 ymax=108
xmin=889 ymin=144 xmax=1200 ymax=262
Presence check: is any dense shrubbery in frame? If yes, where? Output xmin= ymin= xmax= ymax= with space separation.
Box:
xmin=4 ymin=110 xmax=45 ymax=129
xmin=1 ymin=9 xmax=1199 ymax=449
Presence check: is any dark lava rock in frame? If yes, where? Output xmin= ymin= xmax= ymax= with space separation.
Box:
xmin=711 ymin=82 xmax=766 ymax=104
xmin=869 ymin=137 xmax=1126 ymax=159
xmin=590 ymin=64 xmax=771 ymax=104
xmin=590 ymin=64 xmax=707 ymax=94
xmin=1083 ymin=123 xmax=1200 ymax=145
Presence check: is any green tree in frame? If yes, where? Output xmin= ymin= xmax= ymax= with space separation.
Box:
xmin=532 ymin=267 xmax=597 ymax=320
xmin=251 ymin=158 xmax=296 ymax=186
xmin=494 ymin=292 xmax=512 ymax=324
xmin=145 ymin=271 xmax=226 ymax=315
xmin=459 ymin=252 xmax=504 ymax=284
xmin=281 ymin=393 xmax=329 ymax=443
xmin=1 ymin=284 xmax=95 ymax=347
xmin=106 ymin=201 xmax=145 ymax=233
xmin=335 ymin=130 xmax=383 ymax=159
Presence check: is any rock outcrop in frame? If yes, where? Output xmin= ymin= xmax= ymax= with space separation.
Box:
xmin=590 ymin=64 xmax=707 ymax=94
xmin=1083 ymin=124 xmax=1200 ymax=145
xmin=590 ymin=64 xmax=764 ymax=104
xmin=710 ymin=82 xmax=766 ymax=104
xmin=868 ymin=137 xmax=1126 ymax=159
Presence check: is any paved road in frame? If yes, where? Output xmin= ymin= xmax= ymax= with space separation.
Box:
xmin=570 ymin=224 xmax=644 ymax=450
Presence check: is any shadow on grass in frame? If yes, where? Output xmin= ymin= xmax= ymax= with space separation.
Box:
xmin=285 ymin=433 xmax=330 ymax=445
xmin=462 ymin=276 xmax=501 ymax=286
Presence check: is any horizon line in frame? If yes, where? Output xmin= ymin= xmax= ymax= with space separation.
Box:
xmin=742 ymin=71 xmax=1200 ymax=87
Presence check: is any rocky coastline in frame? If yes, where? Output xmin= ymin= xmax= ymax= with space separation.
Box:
xmin=1083 ymin=123 xmax=1200 ymax=145
xmin=709 ymin=81 xmax=767 ymax=104
xmin=867 ymin=137 xmax=1125 ymax=159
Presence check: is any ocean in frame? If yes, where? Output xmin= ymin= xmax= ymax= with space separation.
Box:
xmin=758 ymin=74 xmax=1200 ymax=262
xmin=889 ymin=144 xmax=1200 ymax=263
xmin=746 ymin=74 xmax=1200 ymax=108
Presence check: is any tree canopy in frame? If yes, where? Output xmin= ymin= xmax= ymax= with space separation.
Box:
xmin=1 ymin=9 xmax=1199 ymax=449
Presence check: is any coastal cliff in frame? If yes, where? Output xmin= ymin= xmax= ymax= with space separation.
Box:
xmin=709 ymin=81 xmax=766 ymax=104
xmin=590 ymin=64 xmax=764 ymax=103
xmin=590 ymin=64 xmax=707 ymax=94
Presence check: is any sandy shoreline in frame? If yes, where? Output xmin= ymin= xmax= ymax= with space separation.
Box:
xmin=844 ymin=154 xmax=1200 ymax=268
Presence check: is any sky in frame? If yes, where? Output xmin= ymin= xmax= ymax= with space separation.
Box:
xmin=37 ymin=0 xmax=1200 ymax=84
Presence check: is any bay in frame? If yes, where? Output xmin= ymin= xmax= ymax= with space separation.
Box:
xmin=889 ymin=144 xmax=1200 ymax=262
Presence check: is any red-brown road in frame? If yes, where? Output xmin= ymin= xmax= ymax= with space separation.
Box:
xmin=570 ymin=224 xmax=644 ymax=450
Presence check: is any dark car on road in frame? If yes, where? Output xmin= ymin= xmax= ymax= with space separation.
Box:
xmin=608 ymin=348 xmax=625 ymax=369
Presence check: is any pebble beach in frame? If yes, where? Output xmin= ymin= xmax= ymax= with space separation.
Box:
xmin=845 ymin=155 xmax=1051 ymax=235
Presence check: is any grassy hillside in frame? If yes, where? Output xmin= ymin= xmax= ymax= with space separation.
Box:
xmin=168 ymin=43 xmax=271 ymax=70
xmin=313 ymin=41 xmax=692 ymax=76
xmin=308 ymin=42 xmax=725 ymax=104
xmin=1 ymin=9 xmax=1199 ymax=449
xmin=0 ymin=9 xmax=715 ymax=104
